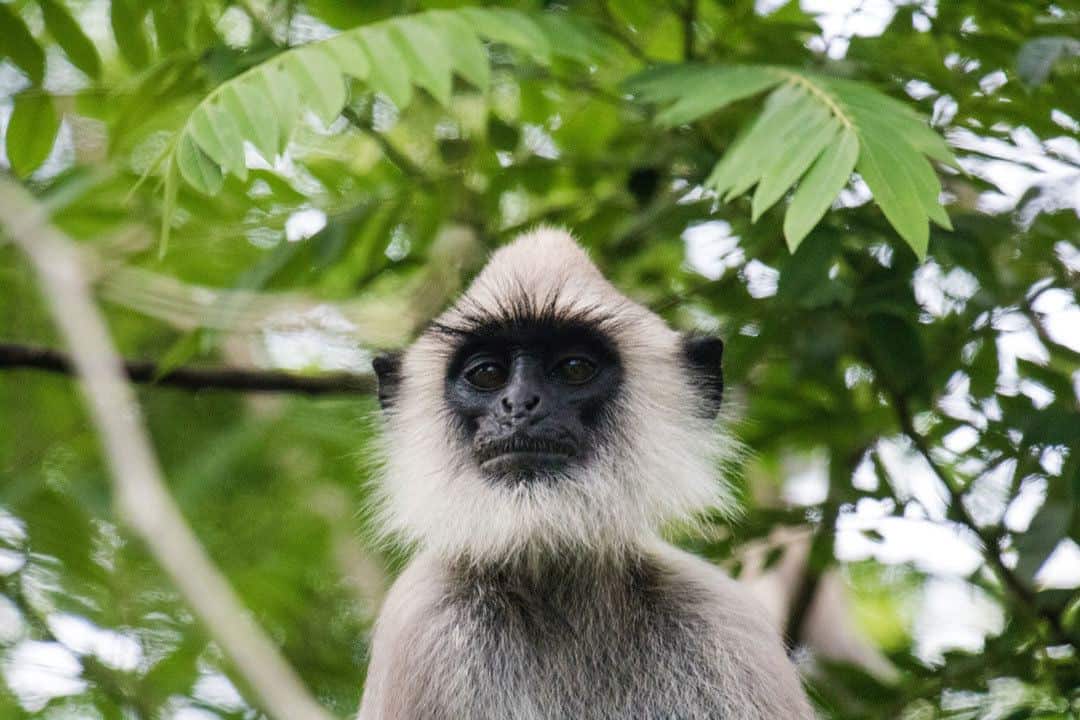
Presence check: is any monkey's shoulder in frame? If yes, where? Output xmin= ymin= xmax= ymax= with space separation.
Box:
xmin=364 ymin=548 xmax=813 ymax=719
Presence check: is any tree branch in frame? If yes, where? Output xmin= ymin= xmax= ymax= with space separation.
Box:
xmin=0 ymin=341 xmax=375 ymax=395
xmin=0 ymin=178 xmax=338 ymax=720
xmin=891 ymin=394 xmax=1077 ymax=651
xmin=783 ymin=449 xmax=853 ymax=647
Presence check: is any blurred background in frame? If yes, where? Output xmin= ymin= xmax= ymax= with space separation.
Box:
xmin=0 ymin=0 xmax=1078 ymax=718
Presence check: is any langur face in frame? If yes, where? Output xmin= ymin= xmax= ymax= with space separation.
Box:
xmin=369 ymin=230 xmax=732 ymax=558
xmin=442 ymin=320 xmax=622 ymax=484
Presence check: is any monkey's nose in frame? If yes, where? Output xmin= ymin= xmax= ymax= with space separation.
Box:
xmin=499 ymin=360 xmax=544 ymax=421
xmin=500 ymin=391 xmax=541 ymax=418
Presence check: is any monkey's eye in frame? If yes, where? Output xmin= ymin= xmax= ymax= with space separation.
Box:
xmin=554 ymin=357 xmax=597 ymax=384
xmin=464 ymin=361 xmax=509 ymax=390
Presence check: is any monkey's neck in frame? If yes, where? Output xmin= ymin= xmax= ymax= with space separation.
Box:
xmin=446 ymin=543 xmax=658 ymax=598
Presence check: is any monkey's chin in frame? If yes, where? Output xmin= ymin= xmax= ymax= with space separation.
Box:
xmin=478 ymin=451 xmax=571 ymax=483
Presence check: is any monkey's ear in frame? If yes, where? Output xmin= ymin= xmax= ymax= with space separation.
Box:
xmin=372 ymin=351 xmax=403 ymax=411
xmin=681 ymin=334 xmax=724 ymax=417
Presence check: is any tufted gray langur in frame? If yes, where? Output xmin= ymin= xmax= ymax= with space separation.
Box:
xmin=359 ymin=228 xmax=814 ymax=720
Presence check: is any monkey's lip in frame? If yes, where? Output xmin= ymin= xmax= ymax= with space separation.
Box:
xmin=475 ymin=438 xmax=576 ymax=471
xmin=479 ymin=451 xmax=573 ymax=474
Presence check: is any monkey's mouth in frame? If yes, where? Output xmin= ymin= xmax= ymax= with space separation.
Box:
xmin=475 ymin=436 xmax=577 ymax=475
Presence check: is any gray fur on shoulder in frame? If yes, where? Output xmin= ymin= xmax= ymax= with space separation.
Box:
xmin=359 ymin=544 xmax=814 ymax=720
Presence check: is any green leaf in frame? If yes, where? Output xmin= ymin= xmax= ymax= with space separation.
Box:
xmin=220 ymin=82 xmax=279 ymax=163
xmin=534 ymin=13 xmax=606 ymax=65
xmin=6 ymin=92 xmax=60 ymax=178
xmin=285 ymin=47 xmax=348 ymax=125
xmin=462 ymin=8 xmax=551 ymax=64
xmin=752 ymin=115 xmax=840 ymax=221
xmin=721 ymin=85 xmax=830 ymax=201
xmin=176 ymin=132 xmax=223 ymax=195
xmin=434 ymin=11 xmax=490 ymax=91
xmin=359 ymin=25 xmax=414 ymax=109
xmin=188 ymin=100 xmax=247 ymax=181
xmin=252 ymin=64 xmax=300 ymax=153
xmin=0 ymin=3 xmax=45 ymax=84
xmin=705 ymin=82 xmax=805 ymax=197
xmin=659 ymin=76 xmax=782 ymax=126
xmin=110 ymin=0 xmax=151 ymax=68
xmin=1016 ymin=36 xmax=1080 ymax=88
xmin=850 ymin=111 xmax=950 ymax=230
xmin=784 ymin=126 xmax=859 ymax=250
xmin=159 ymin=153 xmax=178 ymax=258
xmin=642 ymin=66 xmax=781 ymax=126
xmin=624 ymin=64 xmax=716 ymax=102
xmin=724 ymin=87 xmax=831 ymax=201
xmin=39 ymin=0 xmax=101 ymax=79
xmin=896 ymin=141 xmax=952 ymax=231
xmin=857 ymin=132 xmax=930 ymax=258
xmin=392 ymin=17 xmax=453 ymax=106
xmin=166 ymin=8 xmax=598 ymax=196
xmin=107 ymin=54 xmax=198 ymax=150
xmin=637 ymin=64 xmax=955 ymax=254
xmin=323 ymin=35 xmax=371 ymax=81
xmin=829 ymin=78 xmax=959 ymax=169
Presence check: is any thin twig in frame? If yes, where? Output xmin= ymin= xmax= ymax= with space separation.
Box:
xmin=0 ymin=342 xmax=375 ymax=395
xmin=0 ymin=178 xmax=338 ymax=720
xmin=341 ymin=106 xmax=430 ymax=182
xmin=782 ymin=447 xmax=862 ymax=646
xmin=682 ymin=0 xmax=698 ymax=60
xmin=783 ymin=525 xmax=827 ymax=647
xmin=599 ymin=0 xmax=652 ymax=63
xmin=891 ymin=394 xmax=1076 ymax=651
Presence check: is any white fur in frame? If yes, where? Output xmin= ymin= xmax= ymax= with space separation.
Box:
xmin=371 ymin=228 xmax=737 ymax=564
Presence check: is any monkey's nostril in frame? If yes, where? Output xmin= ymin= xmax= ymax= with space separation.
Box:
xmin=501 ymin=392 xmax=540 ymax=417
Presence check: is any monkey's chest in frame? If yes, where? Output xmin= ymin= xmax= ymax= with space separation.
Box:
xmin=429 ymin=582 xmax=727 ymax=720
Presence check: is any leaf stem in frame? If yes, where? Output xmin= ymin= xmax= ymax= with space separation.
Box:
xmin=772 ymin=69 xmax=854 ymax=130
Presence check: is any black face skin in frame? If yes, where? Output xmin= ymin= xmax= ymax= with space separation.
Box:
xmin=442 ymin=322 xmax=622 ymax=483
xmin=372 ymin=324 xmax=724 ymax=485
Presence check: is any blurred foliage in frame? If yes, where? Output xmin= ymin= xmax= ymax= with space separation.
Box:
xmin=0 ymin=0 xmax=1078 ymax=718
